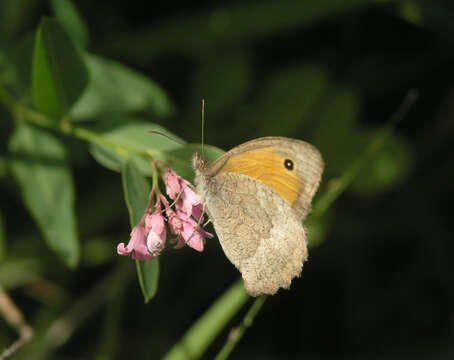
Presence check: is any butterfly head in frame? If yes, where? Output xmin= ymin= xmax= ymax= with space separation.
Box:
xmin=192 ymin=152 xmax=209 ymax=172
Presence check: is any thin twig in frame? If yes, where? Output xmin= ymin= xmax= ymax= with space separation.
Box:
xmin=0 ymin=287 xmax=34 ymax=360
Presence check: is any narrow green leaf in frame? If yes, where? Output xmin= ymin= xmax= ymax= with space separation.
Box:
xmin=32 ymin=17 xmax=89 ymax=118
xmin=88 ymin=119 xmax=184 ymax=175
xmin=71 ymin=54 xmax=174 ymax=120
xmin=121 ymin=159 xmax=151 ymax=226
xmin=121 ymin=159 xmax=159 ymax=302
xmin=91 ymin=143 xmax=154 ymax=176
xmin=9 ymin=124 xmax=79 ymax=267
xmin=163 ymin=280 xmax=249 ymax=360
xmin=50 ymin=0 xmax=89 ymax=49
xmin=136 ymin=258 xmax=159 ymax=303
xmin=89 ymin=143 xmax=127 ymax=173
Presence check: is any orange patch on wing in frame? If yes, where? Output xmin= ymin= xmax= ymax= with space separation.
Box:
xmin=220 ymin=147 xmax=302 ymax=205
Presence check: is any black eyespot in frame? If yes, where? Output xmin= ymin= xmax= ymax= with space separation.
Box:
xmin=284 ymin=159 xmax=294 ymax=170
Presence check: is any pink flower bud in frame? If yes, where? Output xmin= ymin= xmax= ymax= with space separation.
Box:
xmin=146 ymin=211 xmax=167 ymax=256
xmin=179 ymin=185 xmax=202 ymax=217
xmin=164 ymin=167 xmax=181 ymax=199
xmin=117 ymin=225 xmax=155 ymax=261
xmin=180 ymin=216 xmax=205 ymax=252
xmin=167 ymin=209 xmax=182 ymax=235
xmin=191 ymin=203 xmax=203 ymax=222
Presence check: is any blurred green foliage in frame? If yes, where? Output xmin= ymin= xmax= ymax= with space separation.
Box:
xmin=0 ymin=0 xmax=453 ymax=359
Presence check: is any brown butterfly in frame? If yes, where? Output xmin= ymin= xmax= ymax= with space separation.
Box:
xmin=193 ymin=137 xmax=323 ymax=296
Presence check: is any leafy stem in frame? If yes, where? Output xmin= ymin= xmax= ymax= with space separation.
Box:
xmin=2 ymin=92 xmax=156 ymax=159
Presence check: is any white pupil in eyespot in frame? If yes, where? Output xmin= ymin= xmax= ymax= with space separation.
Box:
xmin=284 ymin=159 xmax=294 ymax=170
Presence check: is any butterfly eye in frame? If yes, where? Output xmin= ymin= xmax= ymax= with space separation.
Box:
xmin=284 ymin=159 xmax=294 ymax=170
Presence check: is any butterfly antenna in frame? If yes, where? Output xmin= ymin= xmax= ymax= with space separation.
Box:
xmin=201 ymin=99 xmax=206 ymax=158
xmin=147 ymin=130 xmax=185 ymax=146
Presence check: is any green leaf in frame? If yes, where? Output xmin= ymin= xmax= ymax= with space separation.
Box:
xmin=121 ymin=159 xmax=151 ymax=226
xmin=9 ymin=124 xmax=79 ymax=267
xmin=121 ymin=159 xmax=159 ymax=302
xmin=88 ymin=119 xmax=184 ymax=175
xmin=50 ymin=0 xmax=89 ymax=49
xmin=88 ymin=118 xmax=224 ymax=181
xmin=135 ymin=259 xmax=159 ymax=303
xmin=32 ymin=17 xmax=89 ymax=118
xmin=71 ymin=54 xmax=174 ymax=120
xmin=163 ymin=280 xmax=249 ymax=360
xmin=165 ymin=143 xmax=225 ymax=181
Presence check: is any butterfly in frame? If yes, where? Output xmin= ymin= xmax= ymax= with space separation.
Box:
xmin=193 ymin=137 xmax=323 ymax=296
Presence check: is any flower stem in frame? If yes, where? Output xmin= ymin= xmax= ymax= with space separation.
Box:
xmin=214 ymin=295 xmax=267 ymax=360
xmin=151 ymin=161 xmax=161 ymax=195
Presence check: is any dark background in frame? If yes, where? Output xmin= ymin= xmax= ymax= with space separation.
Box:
xmin=1 ymin=0 xmax=454 ymax=359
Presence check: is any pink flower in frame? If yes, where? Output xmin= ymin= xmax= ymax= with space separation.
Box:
xmin=164 ymin=166 xmax=203 ymax=220
xmin=118 ymin=164 xmax=213 ymax=262
xmin=181 ymin=219 xmax=205 ymax=252
xmin=117 ymin=225 xmax=155 ymax=261
xmin=164 ymin=167 xmax=181 ymax=199
xmin=175 ymin=186 xmax=203 ymax=221
xmin=191 ymin=203 xmax=203 ymax=222
xmin=167 ymin=208 xmax=182 ymax=234
xmin=146 ymin=212 xmax=167 ymax=256
xmin=171 ymin=210 xmax=213 ymax=252
xmin=180 ymin=179 xmax=200 ymax=204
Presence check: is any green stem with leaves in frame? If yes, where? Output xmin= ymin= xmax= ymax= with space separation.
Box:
xmin=0 ymin=86 xmax=162 ymax=166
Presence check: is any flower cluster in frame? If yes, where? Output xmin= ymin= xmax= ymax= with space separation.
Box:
xmin=117 ymin=166 xmax=212 ymax=261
